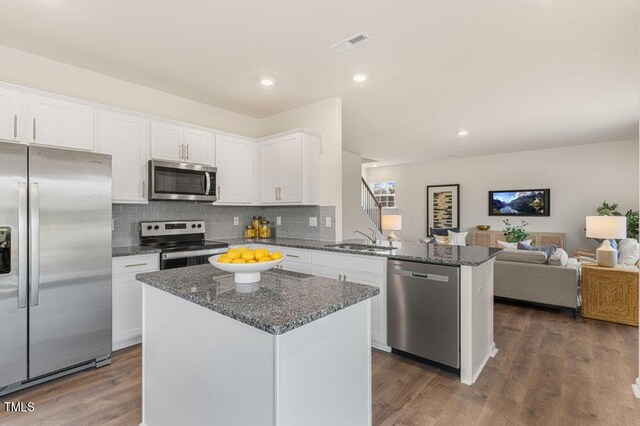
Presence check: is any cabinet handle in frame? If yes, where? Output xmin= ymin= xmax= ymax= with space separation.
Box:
xmin=338 ymin=274 xmax=343 ymax=281
xmin=13 ymin=114 xmax=18 ymax=139
xmin=179 ymin=144 xmax=184 ymax=160
xmin=279 ymin=187 xmax=282 ymax=200
xmin=125 ymin=263 xmax=148 ymax=268
xmin=142 ymin=180 xmax=146 ymax=199
xmin=343 ymin=275 xmax=348 ymax=281
xmin=287 ymin=254 xmax=300 ymax=258
xmin=32 ymin=118 xmax=36 ymax=141
xmin=275 ymin=186 xmax=278 ymax=201
xmin=187 ymin=144 xmax=190 ymax=160
xmin=217 ymin=185 xmax=221 ymax=200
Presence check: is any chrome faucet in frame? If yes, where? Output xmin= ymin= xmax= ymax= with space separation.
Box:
xmin=353 ymin=228 xmax=377 ymax=245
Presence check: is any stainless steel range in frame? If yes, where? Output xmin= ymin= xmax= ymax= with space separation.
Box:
xmin=139 ymin=220 xmax=228 ymax=270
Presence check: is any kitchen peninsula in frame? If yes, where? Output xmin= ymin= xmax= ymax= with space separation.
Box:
xmin=136 ymin=266 xmax=379 ymax=426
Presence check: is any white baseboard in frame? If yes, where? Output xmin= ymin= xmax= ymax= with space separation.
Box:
xmin=633 ymin=378 xmax=640 ymax=399
xmin=113 ymin=334 xmax=142 ymax=352
xmin=489 ymin=342 xmax=498 ymax=357
xmin=372 ymin=342 xmax=392 ymax=353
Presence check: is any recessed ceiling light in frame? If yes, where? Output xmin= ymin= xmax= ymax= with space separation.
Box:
xmin=260 ymin=78 xmax=274 ymax=87
xmin=457 ymin=129 xmax=469 ymax=136
xmin=448 ymin=155 xmax=456 ymax=159
xmin=371 ymin=164 xmax=378 ymax=167
xmin=353 ymin=73 xmax=367 ymax=82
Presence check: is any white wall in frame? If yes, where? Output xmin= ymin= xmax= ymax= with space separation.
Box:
xmin=261 ymin=98 xmax=343 ymax=238
xmin=367 ymin=140 xmax=639 ymax=254
xmin=0 ymin=45 xmax=262 ymax=136
xmin=342 ymin=150 xmax=380 ymax=238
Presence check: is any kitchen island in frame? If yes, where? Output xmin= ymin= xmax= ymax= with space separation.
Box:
xmin=136 ymin=266 xmax=379 ymax=426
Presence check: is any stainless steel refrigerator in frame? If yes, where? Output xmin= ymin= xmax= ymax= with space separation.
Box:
xmin=0 ymin=140 xmax=112 ymax=395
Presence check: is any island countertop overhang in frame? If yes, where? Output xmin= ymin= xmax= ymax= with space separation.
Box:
xmin=136 ymin=265 xmax=379 ymax=335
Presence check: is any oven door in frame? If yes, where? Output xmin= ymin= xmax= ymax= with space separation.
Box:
xmin=149 ymin=160 xmax=217 ymax=202
xmin=160 ymin=248 xmax=227 ymax=270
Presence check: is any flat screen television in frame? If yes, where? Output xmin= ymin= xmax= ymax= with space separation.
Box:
xmin=489 ymin=189 xmax=550 ymax=216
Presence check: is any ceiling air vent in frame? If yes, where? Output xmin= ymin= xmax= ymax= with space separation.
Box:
xmin=330 ymin=32 xmax=371 ymax=52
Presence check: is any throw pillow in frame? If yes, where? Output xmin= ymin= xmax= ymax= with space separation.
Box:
xmin=498 ymin=239 xmax=531 ymax=250
xmin=618 ymin=238 xmax=639 ymax=266
xmin=517 ymin=242 xmax=557 ymax=257
xmin=430 ymin=227 xmax=459 ymax=237
xmin=447 ymin=230 xmax=468 ymax=246
xmin=433 ymin=234 xmax=450 ymax=244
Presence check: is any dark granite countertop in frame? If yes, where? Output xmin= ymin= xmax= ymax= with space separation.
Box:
xmin=112 ymin=245 xmax=162 ymax=258
xmin=136 ymin=265 xmax=379 ymax=335
xmin=218 ymin=237 xmax=501 ymax=266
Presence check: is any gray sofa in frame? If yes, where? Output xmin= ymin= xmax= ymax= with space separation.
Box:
xmin=494 ymin=248 xmax=580 ymax=312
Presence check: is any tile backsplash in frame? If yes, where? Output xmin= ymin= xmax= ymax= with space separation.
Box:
xmin=112 ymin=202 xmax=336 ymax=247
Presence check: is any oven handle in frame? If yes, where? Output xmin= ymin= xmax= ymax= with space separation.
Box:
xmin=162 ymin=247 xmax=228 ymax=260
xmin=205 ymin=172 xmax=212 ymax=196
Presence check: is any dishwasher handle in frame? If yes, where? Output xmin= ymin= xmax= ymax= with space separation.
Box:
xmin=394 ymin=269 xmax=450 ymax=282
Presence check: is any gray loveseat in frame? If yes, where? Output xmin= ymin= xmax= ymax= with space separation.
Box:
xmin=494 ymin=248 xmax=580 ymax=314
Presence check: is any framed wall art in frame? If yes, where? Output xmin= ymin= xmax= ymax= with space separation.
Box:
xmin=426 ymin=184 xmax=460 ymax=235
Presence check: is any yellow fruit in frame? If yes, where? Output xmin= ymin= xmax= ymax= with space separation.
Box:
xmin=254 ymin=249 xmax=268 ymax=260
xmin=226 ymin=251 xmax=240 ymax=260
xmin=270 ymin=252 xmax=283 ymax=260
xmin=247 ymin=259 xmax=257 ymax=263
xmin=218 ymin=256 xmax=231 ymax=263
xmin=232 ymin=258 xmax=246 ymax=264
xmin=238 ymin=247 xmax=249 ymax=254
xmin=241 ymin=251 xmax=255 ymax=261
xmin=258 ymin=257 xmax=272 ymax=263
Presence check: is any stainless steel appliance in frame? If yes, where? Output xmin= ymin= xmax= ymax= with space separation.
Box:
xmin=139 ymin=220 xmax=228 ymax=269
xmin=0 ymin=141 xmax=112 ymax=395
xmin=387 ymin=260 xmax=460 ymax=369
xmin=149 ymin=160 xmax=217 ymax=202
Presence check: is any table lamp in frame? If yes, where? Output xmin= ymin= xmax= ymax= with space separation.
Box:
xmin=382 ymin=215 xmax=402 ymax=246
xmin=585 ymin=216 xmax=627 ymax=267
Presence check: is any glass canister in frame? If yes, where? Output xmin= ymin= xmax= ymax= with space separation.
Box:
xmin=252 ymin=216 xmax=262 ymax=233
xmin=244 ymin=225 xmax=255 ymax=239
xmin=259 ymin=220 xmax=271 ymax=238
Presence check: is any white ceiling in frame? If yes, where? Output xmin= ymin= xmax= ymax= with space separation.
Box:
xmin=0 ymin=0 xmax=637 ymax=165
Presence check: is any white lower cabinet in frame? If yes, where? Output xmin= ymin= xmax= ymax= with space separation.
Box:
xmin=112 ymin=253 xmax=159 ymax=351
xmin=311 ymin=254 xmax=388 ymax=350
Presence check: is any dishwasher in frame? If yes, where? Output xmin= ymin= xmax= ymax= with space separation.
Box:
xmin=387 ymin=260 xmax=460 ymax=370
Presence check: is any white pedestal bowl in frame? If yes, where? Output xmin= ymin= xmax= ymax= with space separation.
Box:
xmin=209 ymin=255 xmax=284 ymax=292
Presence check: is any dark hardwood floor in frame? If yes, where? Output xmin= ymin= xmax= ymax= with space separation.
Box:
xmin=1 ymin=302 xmax=638 ymax=425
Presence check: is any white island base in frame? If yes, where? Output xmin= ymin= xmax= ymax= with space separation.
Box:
xmin=141 ymin=285 xmax=372 ymax=426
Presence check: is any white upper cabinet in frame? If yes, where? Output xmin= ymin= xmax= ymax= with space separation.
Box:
xmin=151 ymin=120 xmax=213 ymax=164
xmin=258 ymin=131 xmax=320 ymax=204
xmin=0 ymin=87 xmax=21 ymax=142
xmin=216 ymin=135 xmax=255 ymax=204
xmin=150 ymin=120 xmax=184 ymax=161
xmin=29 ymin=94 xmax=95 ymax=151
xmin=98 ymin=110 xmax=149 ymax=204
xmin=183 ymin=127 xmax=212 ymax=164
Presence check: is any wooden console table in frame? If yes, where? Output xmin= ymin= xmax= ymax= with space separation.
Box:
xmin=581 ymin=264 xmax=639 ymax=326
xmin=472 ymin=230 xmax=566 ymax=249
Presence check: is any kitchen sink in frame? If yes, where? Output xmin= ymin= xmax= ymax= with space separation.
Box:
xmin=324 ymin=242 xmax=396 ymax=252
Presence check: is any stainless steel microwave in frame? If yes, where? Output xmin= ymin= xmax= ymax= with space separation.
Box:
xmin=149 ymin=160 xmax=217 ymax=202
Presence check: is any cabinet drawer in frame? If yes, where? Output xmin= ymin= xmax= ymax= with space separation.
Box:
xmin=113 ymin=253 xmax=160 ymax=274
xmin=280 ymin=260 xmax=311 ymax=274
xmin=312 ymin=252 xmax=385 ymax=275
xmin=253 ymin=245 xmax=312 ymax=263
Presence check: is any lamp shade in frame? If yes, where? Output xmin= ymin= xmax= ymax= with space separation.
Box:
xmin=585 ymin=216 xmax=626 ymax=239
xmin=382 ymin=215 xmax=402 ymax=231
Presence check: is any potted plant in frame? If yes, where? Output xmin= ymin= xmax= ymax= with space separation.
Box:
xmin=502 ymin=219 xmax=530 ymax=243
xmin=595 ymin=201 xmax=639 ymax=239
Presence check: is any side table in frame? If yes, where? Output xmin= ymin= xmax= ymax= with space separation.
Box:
xmin=581 ymin=264 xmax=638 ymax=326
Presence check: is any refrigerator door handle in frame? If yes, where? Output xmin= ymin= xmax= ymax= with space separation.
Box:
xmin=29 ymin=182 xmax=40 ymax=307
xmin=18 ymin=181 xmax=28 ymax=309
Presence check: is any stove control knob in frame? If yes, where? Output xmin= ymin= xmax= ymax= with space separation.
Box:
xmin=191 ymin=224 xmax=197 ymax=228
xmin=197 ymin=224 xmax=202 ymax=228
xmin=154 ymin=225 xmax=159 ymax=230
xmin=147 ymin=225 xmax=153 ymax=230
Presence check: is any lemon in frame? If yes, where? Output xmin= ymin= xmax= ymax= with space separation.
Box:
xmin=241 ymin=251 xmax=255 ymax=261
xmin=254 ymin=249 xmax=268 ymax=260
xmin=232 ymin=258 xmax=246 ymax=264
xmin=270 ymin=252 xmax=283 ymax=260
xmin=226 ymin=251 xmax=240 ymax=260
xmin=258 ymin=257 xmax=272 ymax=263
xmin=238 ymin=247 xmax=249 ymax=254
xmin=247 ymin=259 xmax=257 ymax=263
xmin=218 ymin=256 xmax=231 ymax=264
